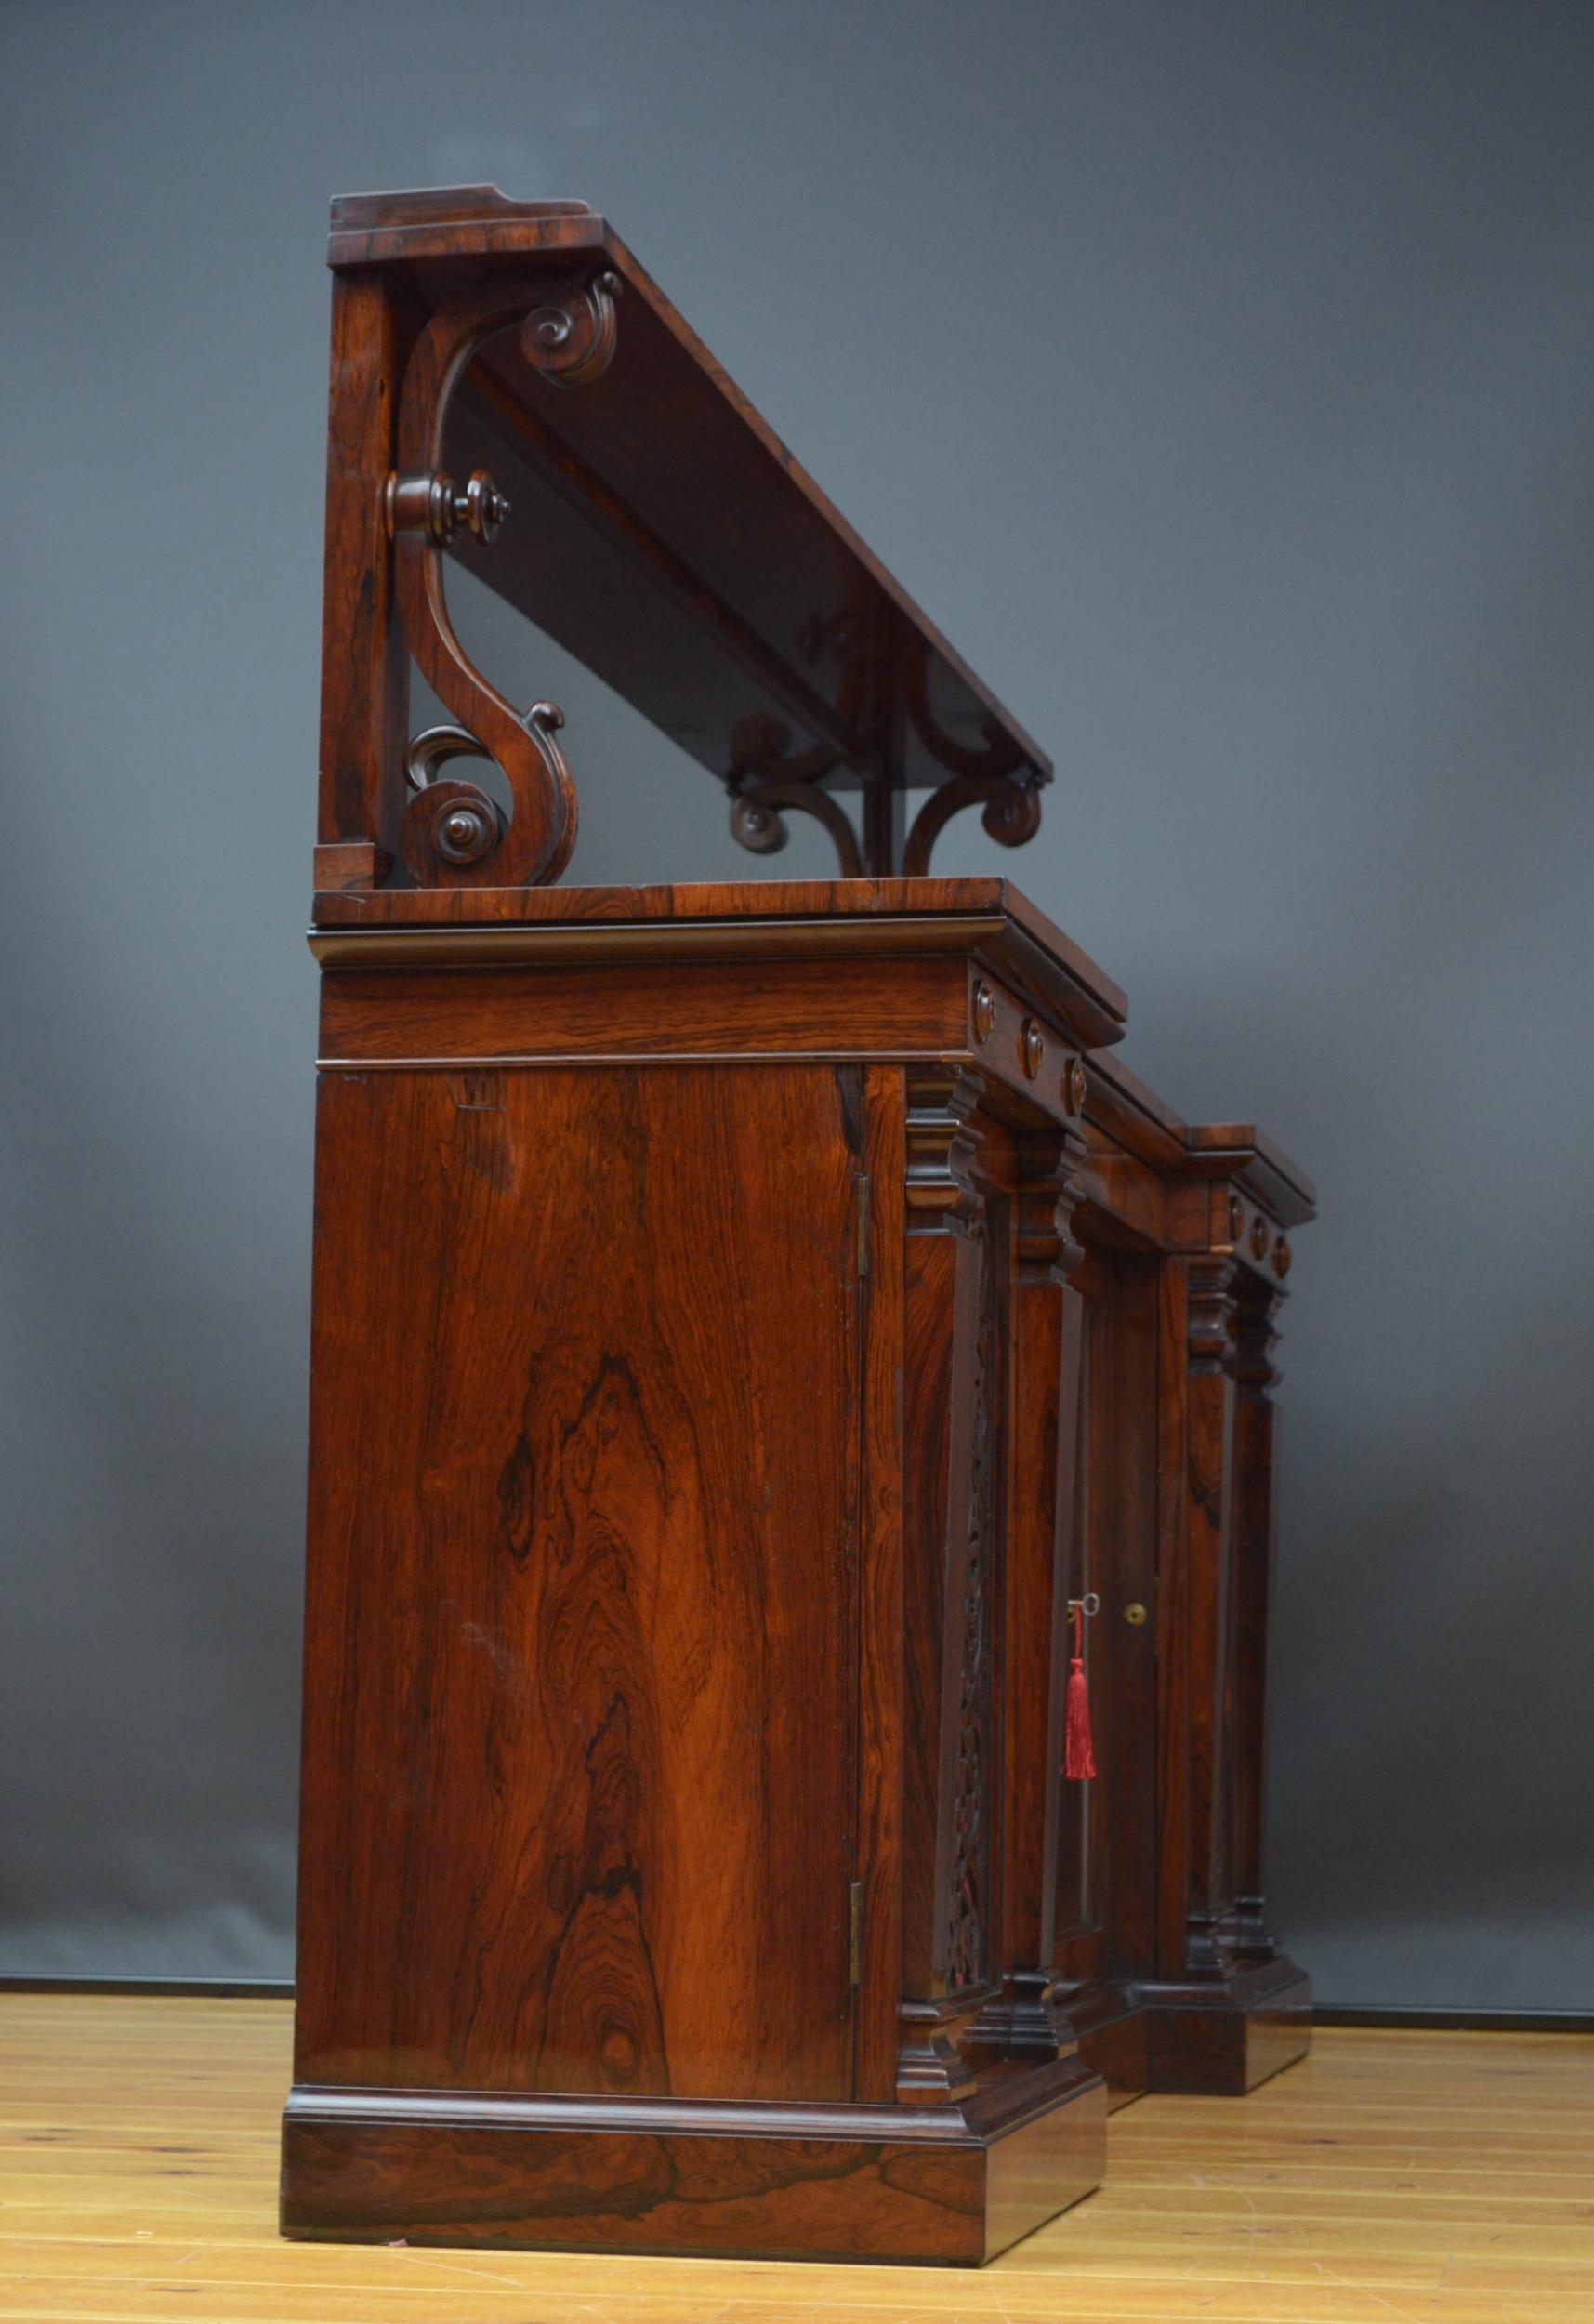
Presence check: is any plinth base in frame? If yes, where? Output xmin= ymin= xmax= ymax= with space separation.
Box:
xmin=1135 ymin=1959 xmax=1312 ymax=2095
xmin=281 ymin=2060 xmax=1106 ymax=2266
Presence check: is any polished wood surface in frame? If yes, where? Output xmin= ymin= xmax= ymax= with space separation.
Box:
xmin=319 ymin=189 xmax=1054 ymax=888
xmin=289 ymin=905 xmax=1127 ymax=2260
xmin=288 ymin=884 xmax=1314 ymax=2255
xmin=297 ymin=1064 xmax=864 ymax=2104
xmin=296 ymin=181 xmax=1320 ymax=2261
xmin=8 ymin=1997 xmax=1594 ymax=2319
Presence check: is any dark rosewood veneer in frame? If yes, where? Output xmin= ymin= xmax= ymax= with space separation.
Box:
xmin=284 ymin=187 xmax=1313 ymax=2265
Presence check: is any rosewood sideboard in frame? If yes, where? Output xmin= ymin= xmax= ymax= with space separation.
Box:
xmin=283 ymin=187 xmax=1314 ymax=2266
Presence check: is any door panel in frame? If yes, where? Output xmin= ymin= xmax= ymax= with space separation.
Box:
xmin=1054 ymin=1253 xmax=1160 ymax=1985
xmin=296 ymin=1062 xmax=863 ymax=2103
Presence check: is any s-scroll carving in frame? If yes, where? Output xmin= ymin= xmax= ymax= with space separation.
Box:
xmin=385 ymin=270 xmax=623 ymax=887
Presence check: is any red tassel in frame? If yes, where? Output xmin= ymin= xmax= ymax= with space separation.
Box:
xmin=1064 ymin=1603 xmax=1096 ymax=1780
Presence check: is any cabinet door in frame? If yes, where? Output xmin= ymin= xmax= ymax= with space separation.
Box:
xmin=1054 ymin=1253 xmax=1160 ymax=1986
xmin=296 ymin=1061 xmax=863 ymax=2104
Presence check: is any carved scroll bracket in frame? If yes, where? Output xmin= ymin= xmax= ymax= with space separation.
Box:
xmin=902 ymin=768 xmax=1046 ymax=878
xmin=898 ymin=637 xmax=1049 ymax=875
xmin=387 ymin=268 xmax=622 ymax=888
xmin=721 ymin=706 xmax=871 ymax=878
xmin=723 ymin=715 xmax=863 ymax=876
xmin=729 ymin=775 xmax=863 ymax=874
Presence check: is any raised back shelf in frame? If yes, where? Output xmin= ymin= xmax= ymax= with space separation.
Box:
xmin=320 ymin=186 xmax=1049 ymax=898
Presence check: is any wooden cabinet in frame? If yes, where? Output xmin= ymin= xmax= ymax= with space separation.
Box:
xmin=283 ymin=188 xmax=1313 ymax=2265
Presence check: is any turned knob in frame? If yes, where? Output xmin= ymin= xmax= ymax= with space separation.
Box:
xmin=385 ymin=467 xmax=511 ymax=547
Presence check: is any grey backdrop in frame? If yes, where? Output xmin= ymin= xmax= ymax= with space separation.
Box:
xmin=3 ymin=0 xmax=1591 ymax=2008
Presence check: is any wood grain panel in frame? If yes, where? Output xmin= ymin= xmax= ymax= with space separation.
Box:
xmin=316 ymin=270 xmax=407 ymax=853
xmin=317 ymin=955 xmax=961 ymax=1066
xmin=295 ymin=1063 xmax=864 ymax=2106
xmin=1088 ymin=1256 xmax=1161 ymax=1987
xmin=851 ymin=1067 xmax=907 ymax=2104
xmin=282 ymin=2109 xmax=984 ymax=2264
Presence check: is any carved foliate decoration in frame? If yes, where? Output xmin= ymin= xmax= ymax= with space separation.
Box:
xmin=385 ymin=270 xmax=622 ymax=888
xmin=947 ymin=1210 xmax=998 ymax=1993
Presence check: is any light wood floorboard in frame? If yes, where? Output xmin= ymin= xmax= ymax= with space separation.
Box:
xmin=1 ymin=1995 xmax=1590 ymax=2320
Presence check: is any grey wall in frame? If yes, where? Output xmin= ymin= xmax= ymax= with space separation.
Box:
xmin=2 ymin=0 xmax=1590 ymax=2006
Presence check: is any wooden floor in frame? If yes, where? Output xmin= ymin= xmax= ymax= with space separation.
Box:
xmin=1 ymin=1997 xmax=1591 ymax=2320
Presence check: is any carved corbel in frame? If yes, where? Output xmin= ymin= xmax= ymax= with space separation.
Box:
xmin=385 ymin=268 xmax=623 ymax=887
xmin=1186 ymin=1253 xmax=1240 ymax=1377
xmin=898 ymin=636 xmax=1048 ymax=874
xmin=904 ymin=1068 xmax=988 ymax=1231
xmin=723 ymin=715 xmax=863 ymax=877
xmin=1015 ymin=1131 xmax=1088 ymax=1286
xmin=1232 ymin=1277 xmax=1284 ymax=1395
xmin=902 ymin=767 xmax=1047 ymax=877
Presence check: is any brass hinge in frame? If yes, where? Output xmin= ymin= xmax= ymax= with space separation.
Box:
xmin=849 ymin=1880 xmax=864 ymax=1986
xmin=855 ymin=1174 xmax=871 ymax=1276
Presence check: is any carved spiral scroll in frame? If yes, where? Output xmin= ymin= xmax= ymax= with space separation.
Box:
xmin=896 ymin=628 xmax=1048 ymax=874
xmin=521 ymin=270 xmax=622 ymax=386
xmin=724 ymin=712 xmax=863 ymax=877
xmin=729 ymin=780 xmax=863 ymax=878
xmin=902 ymin=770 xmax=1045 ymax=877
xmin=389 ymin=271 xmax=621 ymax=887
xmin=399 ymin=707 xmax=570 ymax=883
